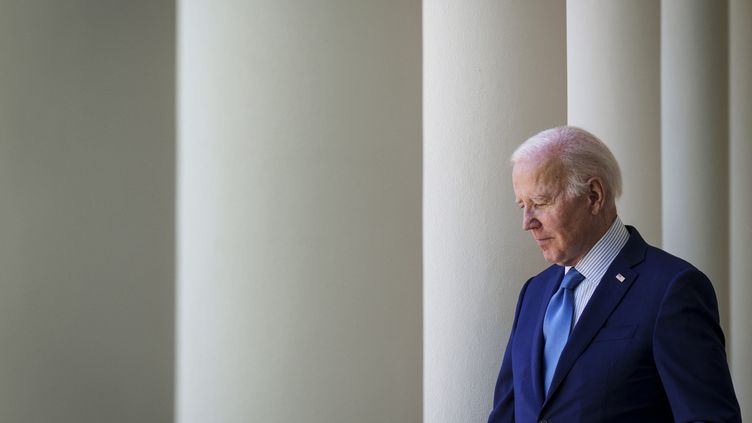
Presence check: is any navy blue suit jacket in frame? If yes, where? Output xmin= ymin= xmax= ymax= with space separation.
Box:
xmin=488 ymin=227 xmax=740 ymax=422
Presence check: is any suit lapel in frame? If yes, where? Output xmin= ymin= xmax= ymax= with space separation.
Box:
xmin=531 ymin=266 xmax=565 ymax=406
xmin=543 ymin=227 xmax=648 ymax=406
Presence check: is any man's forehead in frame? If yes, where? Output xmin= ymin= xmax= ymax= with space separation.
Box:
xmin=513 ymin=158 xmax=564 ymax=199
xmin=514 ymin=158 xmax=563 ymax=184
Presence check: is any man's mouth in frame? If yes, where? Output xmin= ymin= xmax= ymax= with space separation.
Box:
xmin=535 ymin=237 xmax=552 ymax=246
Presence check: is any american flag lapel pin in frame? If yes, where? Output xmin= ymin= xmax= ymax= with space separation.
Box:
xmin=616 ymin=274 xmax=625 ymax=283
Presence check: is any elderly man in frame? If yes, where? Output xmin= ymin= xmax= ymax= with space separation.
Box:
xmin=488 ymin=127 xmax=740 ymax=422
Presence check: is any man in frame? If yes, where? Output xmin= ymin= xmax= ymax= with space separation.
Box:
xmin=488 ymin=126 xmax=741 ymax=422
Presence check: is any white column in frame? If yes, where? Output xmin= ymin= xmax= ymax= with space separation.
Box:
xmin=661 ymin=1 xmax=730 ymax=331
xmin=177 ymin=2 xmax=422 ymax=422
xmin=567 ymin=0 xmax=661 ymax=245
xmin=730 ymin=0 xmax=752 ymax=419
xmin=423 ymin=2 xmax=566 ymax=421
xmin=0 ymin=1 xmax=174 ymax=422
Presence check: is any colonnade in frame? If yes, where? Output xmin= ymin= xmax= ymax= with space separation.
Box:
xmin=426 ymin=0 xmax=750 ymax=421
xmin=1 ymin=1 xmax=749 ymax=422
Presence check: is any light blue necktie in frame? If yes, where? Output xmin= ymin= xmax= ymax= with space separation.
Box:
xmin=543 ymin=268 xmax=585 ymax=395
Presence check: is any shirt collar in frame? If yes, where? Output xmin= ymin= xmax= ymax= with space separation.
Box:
xmin=565 ymin=216 xmax=629 ymax=282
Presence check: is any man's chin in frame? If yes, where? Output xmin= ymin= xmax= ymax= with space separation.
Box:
xmin=541 ymin=251 xmax=557 ymax=264
xmin=540 ymin=250 xmax=564 ymax=265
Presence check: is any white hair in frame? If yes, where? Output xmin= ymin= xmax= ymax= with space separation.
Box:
xmin=511 ymin=126 xmax=623 ymax=202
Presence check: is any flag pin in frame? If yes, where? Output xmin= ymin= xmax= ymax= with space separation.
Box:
xmin=616 ymin=274 xmax=625 ymax=283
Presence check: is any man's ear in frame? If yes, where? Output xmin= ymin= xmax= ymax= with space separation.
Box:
xmin=586 ymin=177 xmax=606 ymax=215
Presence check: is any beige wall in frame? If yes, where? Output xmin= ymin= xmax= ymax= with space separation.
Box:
xmin=0 ymin=1 xmax=174 ymax=422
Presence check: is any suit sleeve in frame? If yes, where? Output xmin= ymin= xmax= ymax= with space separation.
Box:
xmin=487 ymin=278 xmax=531 ymax=423
xmin=653 ymin=268 xmax=741 ymax=423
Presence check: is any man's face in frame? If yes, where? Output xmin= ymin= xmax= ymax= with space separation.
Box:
xmin=512 ymin=158 xmax=595 ymax=266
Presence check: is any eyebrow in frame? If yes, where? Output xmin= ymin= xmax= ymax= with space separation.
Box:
xmin=516 ymin=195 xmax=552 ymax=206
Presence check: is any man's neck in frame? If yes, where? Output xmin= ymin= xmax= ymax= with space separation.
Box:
xmin=568 ymin=213 xmax=621 ymax=270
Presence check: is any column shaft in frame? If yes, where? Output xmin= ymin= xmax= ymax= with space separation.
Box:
xmin=0 ymin=1 xmax=175 ymax=422
xmin=661 ymin=0 xmax=730 ymax=331
xmin=423 ymin=1 xmax=566 ymax=421
xmin=177 ymin=2 xmax=422 ymax=422
xmin=730 ymin=0 xmax=752 ymax=418
xmin=567 ymin=0 xmax=661 ymax=245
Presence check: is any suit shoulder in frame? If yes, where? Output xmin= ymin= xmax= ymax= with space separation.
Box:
xmin=642 ymin=244 xmax=701 ymax=275
xmin=638 ymin=244 xmax=714 ymax=294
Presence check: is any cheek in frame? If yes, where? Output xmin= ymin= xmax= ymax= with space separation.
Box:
xmin=558 ymin=213 xmax=591 ymax=247
xmin=544 ymin=213 xmax=567 ymax=236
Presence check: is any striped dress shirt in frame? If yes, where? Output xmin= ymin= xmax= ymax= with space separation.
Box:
xmin=565 ymin=216 xmax=630 ymax=325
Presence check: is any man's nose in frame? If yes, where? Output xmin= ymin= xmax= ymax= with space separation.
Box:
xmin=522 ymin=208 xmax=539 ymax=231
